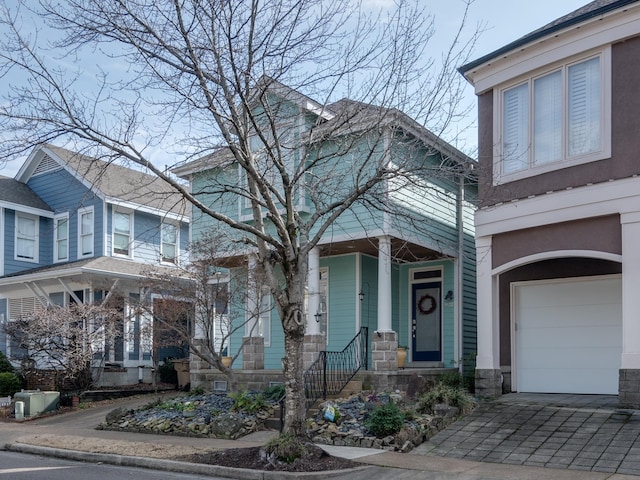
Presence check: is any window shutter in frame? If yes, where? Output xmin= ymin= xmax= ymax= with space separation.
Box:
xmin=568 ymin=57 xmax=601 ymax=157
xmin=502 ymin=83 xmax=529 ymax=174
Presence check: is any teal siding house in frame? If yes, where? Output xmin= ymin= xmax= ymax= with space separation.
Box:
xmin=0 ymin=144 xmax=190 ymax=386
xmin=174 ymin=81 xmax=477 ymax=387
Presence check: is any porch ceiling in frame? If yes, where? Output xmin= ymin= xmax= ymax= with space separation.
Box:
xmin=318 ymin=237 xmax=446 ymax=263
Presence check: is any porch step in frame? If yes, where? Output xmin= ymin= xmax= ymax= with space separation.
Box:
xmin=327 ymin=379 xmax=362 ymax=399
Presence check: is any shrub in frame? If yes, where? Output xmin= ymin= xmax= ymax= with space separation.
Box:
xmin=158 ymin=359 xmax=178 ymax=384
xmin=0 ymin=352 xmax=14 ymax=374
xmin=416 ymin=383 xmax=475 ymax=415
xmin=438 ymin=370 xmax=465 ymax=389
xmin=263 ymin=433 xmax=307 ymax=464
xmin=263 ymin=383 xmax=285 ymax=402
xmin=0 ymin=372 xmax=22 ymax=397
xmin=229 ymin=390 xmax=268 ymax=413
xmin=189 ymin=386 xmax=206 ymax=396
xmin=365 ymin=400 xmax=404 ymax=438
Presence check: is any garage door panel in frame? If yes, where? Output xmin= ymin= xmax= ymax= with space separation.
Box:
xmin=515 ymin=277 xmax=621 ymax=395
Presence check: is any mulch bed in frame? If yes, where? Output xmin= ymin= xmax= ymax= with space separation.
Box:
xmin=175 ymin=444 xmax=363 ymax=472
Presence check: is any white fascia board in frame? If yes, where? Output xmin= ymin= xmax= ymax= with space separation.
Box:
xmin=105 ymin=197 xmax=189 ymax=223
xmin=468 ymin=4 xmax=640 ymax=93
xmin=0 ymin=200 xmax=54 ymax=218
xmin=0 ymin=268 xmax=82 ymax=286
xmin=475 ymin=176 xmax=640 ymax=237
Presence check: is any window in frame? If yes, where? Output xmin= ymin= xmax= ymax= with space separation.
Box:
xmin=161 ymin=223 xmax=177 ymax=263
xmin=15 ymin=213 xmax=38 ymax=262
xmin=54 ymin=214 xmax=69 ymax=262
xmin=258 ymin=286 xmax=272 ymax=346
xmin=497 ymin=51 xmax=610 ymax=182
xmin=78 ymin=207 xmax=94 ymax=258
xmin=113 ymin=210 xmax=132 ymax=256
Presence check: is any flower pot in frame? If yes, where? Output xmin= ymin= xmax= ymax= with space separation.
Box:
xmin=397 ymin=347 xmax=407 ymax=368
xmin=221 ymin=356 xmax=232 ymax=368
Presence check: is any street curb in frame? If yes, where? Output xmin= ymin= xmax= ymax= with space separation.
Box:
xmin=5 ymin=442 xmax=376 ymax=480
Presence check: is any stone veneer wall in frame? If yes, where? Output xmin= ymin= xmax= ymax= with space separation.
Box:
xmin=242 ymin=336 xmax=264 ymax=370
xmin=303 ymin=334 xmax=325 ymax=370
xmin=475 ymin=369 xmax=503 ymax=399
xmin=371 ymin=331 xmax=398 ymax=371
xmin=619 ymin=369 xmax=640 ymax=408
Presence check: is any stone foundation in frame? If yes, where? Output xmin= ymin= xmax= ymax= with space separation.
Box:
xmin=475 ymin=368 xmax=502 ymax=399
xmin=371 ymin=331 xmax=398 ymax=371
xmin=303 ymin=334 xmax=325 ymax=370
xmin=619 ymin=369 xmax=640 ymax=408
xmin=191 ymin=369 xmax=285 ymax=392
xmin=242 ymin=336 xmax=264 ymax=370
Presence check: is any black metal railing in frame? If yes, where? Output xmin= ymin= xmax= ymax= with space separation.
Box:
xmin=303 ymin=326 xmax=368 ymax=410
xmin=278 ymin=327 xmax=369 ymax=431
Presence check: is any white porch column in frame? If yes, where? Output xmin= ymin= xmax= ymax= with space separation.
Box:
xmin=246 ymin=254 xmax=259 ymax=336
xmin=621 ymin=213 xmax=640 ymax=370
xmin=377 ymin=235 xmax=393 ymax=333
xmin=306 ymin=247 xmax=321 ymax=335
xmin=475 ymin=235 xmax=502 ymax=398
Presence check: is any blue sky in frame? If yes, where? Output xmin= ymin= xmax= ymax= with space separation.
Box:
xmin=0 ymin=0 xmax=590 ymax=176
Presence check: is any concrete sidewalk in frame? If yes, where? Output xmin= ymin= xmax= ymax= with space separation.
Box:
xmin=2 ymin=393 xmax=640 ymax=479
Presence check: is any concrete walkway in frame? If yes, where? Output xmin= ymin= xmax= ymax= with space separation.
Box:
xmin=3 ymin=393 xmax=640 ymax=479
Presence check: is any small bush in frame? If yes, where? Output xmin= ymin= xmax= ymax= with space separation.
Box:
xmin=263 ymin=383 xmax=285 ymax=401
xmin=416 ymin=383 xmax=475 ymax=415
xmin=263 ymin=433 xmax=307 ymax=464
xmin=365 ymin=400 xmax=404 ymax=438
xmin=189 ymin=386 xmax=206 ymax=396
xmin=0 ymin=372 xmax=22 ymax=397
xmin=229 ymin=390 xmax=268 ymax=413
xmin=0 ymin=352 xmax=14 ymax=374
xmin=438 ymin=370 xmax=465 ymax=389
xmin=158 ymin=359 xmax=178 ymax=384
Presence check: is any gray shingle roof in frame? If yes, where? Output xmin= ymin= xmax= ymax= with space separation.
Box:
xmin=0 ymin=175 xmax=52 ymax=211
xmin=45 ymin=145 xmax=189 ymax=218
xmin=460 ymin=0 xmax=639 ymax=74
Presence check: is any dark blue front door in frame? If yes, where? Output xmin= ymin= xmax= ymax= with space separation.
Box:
xmin=411 ymin=281 xmax=442 ymax=362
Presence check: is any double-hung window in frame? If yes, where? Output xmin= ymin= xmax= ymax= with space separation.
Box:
xmin=498 ymin=50 xmax=610 ymax=182
xmin=78 ymin=207 xmax=94 ymax=258
xmin=258 ymin=286 xmax=272 ymax=347
xmin=15 ymin=213 xmax=38 ymax=262
xmin=161 ymin=223 xmax=177 ymax=263
xmin=113 ymin=210 xmax=132 ymax=256
xmin=54 ymin=214 xmax=69 ymax=262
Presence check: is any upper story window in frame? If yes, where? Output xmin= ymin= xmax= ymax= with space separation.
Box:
xmin=495 ymin=49 xmax=610 ymax=184
xmin=78 ymin=206 xmax=94 ymax=258
xmin=161 ymin=223 xmax=177 ymax=264
xmin=15 ymin=213 xmax=38 ymax=262
xmin=54 ymin=213 xmax=69 ymax=262
xmin=113 ymin=209 xmax=132 ymax=257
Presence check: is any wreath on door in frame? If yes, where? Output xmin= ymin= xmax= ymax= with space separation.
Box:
xmin=417 ymin=293 xmax=437 ymax=315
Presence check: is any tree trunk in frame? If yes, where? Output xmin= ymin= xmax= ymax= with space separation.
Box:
xmin=282 ymin=329 xmax=306 ymax=436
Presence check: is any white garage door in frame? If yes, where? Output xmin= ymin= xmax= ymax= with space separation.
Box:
xmin=514 ymin=276 xmax=622 ymax=394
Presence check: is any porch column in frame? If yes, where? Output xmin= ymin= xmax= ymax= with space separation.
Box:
xmin=475 ymin=235 xmax=502 ymax=398
xmin=372 ymin=235 xmax=397 ymax=371
xmin=243 ymin=254 xmax=264 ymax=370
xmin=620 ymin=214 xmax=640 ymax=407
xmin=304 ymin=247 xmax=324 ymax=370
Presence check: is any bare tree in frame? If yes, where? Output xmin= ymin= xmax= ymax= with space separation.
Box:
xmin=140 ymin=235 xmax=264 ymax=391
xmin=5 ymin=302 xmax=121 ymax=391
xmin=0 ymin=0 xmax=478 ymax=437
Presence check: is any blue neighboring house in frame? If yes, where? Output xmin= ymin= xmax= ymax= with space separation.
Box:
xmin=174 ymin=80 xmax=478 ymax=390
xmin=0 ymin=144 xmax=190 ymax=386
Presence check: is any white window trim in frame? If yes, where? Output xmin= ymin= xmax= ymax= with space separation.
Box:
xmin=319 ymin=267 xmax=329 ymax=345
xmin=78 ymin=206 xmax=95 ymax=259
xmin=258 ymin=286 xmax=272 ymax=347
xmin=0 ymin=208 xmax=4 ymax=276
xmin=53 ymin=213 xmax=69 ymax=263
xmin=493 ymin=47 xmax=611 ymax=186
xmin=112 ymin=207 xmax=134 ymax=258
xmin=14 ymin=212 xmax=39 ymax=263
xmin=160 ymin=222 xmax=179 ymax=264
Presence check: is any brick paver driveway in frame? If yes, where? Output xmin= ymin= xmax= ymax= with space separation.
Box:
xmin=417 ymin=393 xmax=640 ymax=475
